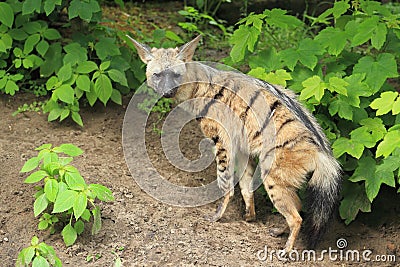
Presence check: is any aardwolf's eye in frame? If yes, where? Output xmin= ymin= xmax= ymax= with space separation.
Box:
xmin=153 ymin=72 xmax=161 ymax=78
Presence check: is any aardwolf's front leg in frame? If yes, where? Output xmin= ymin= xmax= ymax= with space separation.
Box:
xmin=205 ymin=141 xmax=234 ymax=222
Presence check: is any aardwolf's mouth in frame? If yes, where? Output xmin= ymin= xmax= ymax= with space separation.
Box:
xmin=162 ymin=86 xmax=178 ymax=98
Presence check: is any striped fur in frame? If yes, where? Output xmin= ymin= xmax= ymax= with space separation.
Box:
xmin=128 ymin=35 xmax=341 ymax=251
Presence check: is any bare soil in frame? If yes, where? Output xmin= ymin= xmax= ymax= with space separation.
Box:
xmin=0 ymin=93 xmax=399 ymax=267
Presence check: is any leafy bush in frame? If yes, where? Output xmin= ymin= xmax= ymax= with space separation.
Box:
xmin=0 ymin=0 xmax=145 ymax=126
xmin=16 ymin=236 xmax=62 ymax=267
xmin=227 ymin=0 xmax=399 ymax=224
xmin=21 ymin=144 xmax=115 ymax=246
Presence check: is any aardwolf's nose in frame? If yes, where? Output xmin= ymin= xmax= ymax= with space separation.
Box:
xmin=163 ymin=87 xmax=178 ymax=98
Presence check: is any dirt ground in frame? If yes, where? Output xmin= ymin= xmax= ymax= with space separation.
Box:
xmin=0 ymin=92 xmax=399 ymax=267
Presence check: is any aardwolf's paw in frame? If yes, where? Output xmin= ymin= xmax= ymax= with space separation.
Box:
xmin=244 ymin=210 xmax=256 ymax=222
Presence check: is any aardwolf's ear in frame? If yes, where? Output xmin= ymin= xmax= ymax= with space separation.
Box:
xmin=177 ymin=35 xmax=202 ymax=62
xmin=126 ymin=35 xmax=153 ymax=63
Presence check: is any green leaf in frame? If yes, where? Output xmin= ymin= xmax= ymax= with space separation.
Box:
xmin=315 ymin=27 xmax=347 ymax=56
xmin=65 ymin=171 xmax=86 ymax=190
xmin=76 ymin=75 xmax=91 ymax=92
xmin=73 ymin=193 xmax=87 ymax=220
xmin=22 ymin=0 xmax=42 ymax=15
xmin=53 ymin=190 xmax=78 ymax=213
xmin=280 ymin=38 xmax=324 ymax=70
xmin=36 ymin=144 xmax=52 ymax=151
xmin=76 ymin=61 xmax=98 ymax=74
xmin=34 ymin=193 xmax=49 ymax=217
xmin=31 ymin=236 xmax=39 ymax=246
xmin=23 ymin=33 xmax=40 ymax=55
xmin=343 ymin=74 xmax=372 ymax=107
xmin=248 ymin=47 xmax=282 ymax=72
xmin=108 ymin=69 xmax=128 ymax=87
xmin=376 ymin=130 xmax=400 ymax=158
xmin=328 ymin=77 xmax=348 ymax=96
xmin=59 ymin=109 xmax=70 ymax=122
xmin=54 ymin=84 xmax=74 ymax=104
xmin=64 ymin=43 xmax=87 ymax=65
xmin=57 ymin=143 xmax=83 ymax=156
xmin=24 ymin=246 xmax=35 ymax=264
xmin=89 ymin=184 xmax=115 ymax=202
xmin=229 ymin=25 xmax=260 ymax=62
xmin=91 ymin=206 xmax=102 ymax=235
xmin=32 ymin=255 xmax=49 ymax=267
xmin=165 ymin=30 xmax=184 ymax=43
xmin=351 ymin=16 xmax=380 ymax=47
xmin=40 ymin=43 xmax=63 ymax=78
xmin=36 ymin=40 xmax=49 ymax=57
xmin=74 ymin=220 xmax=85 ymax=235
xmin=350 ymin=127 xmax=376 ymax=148
xmin=95 ymin=38 xmax=121 ymax=60
xmin=263 ymin=8 xmax=302 ymax=28
xmin=339 ymin=180 xmax=371 ymax=225
xmin=68 ymin=0 xmax=100 ymax=22
xmin=21 ymin=157 xmax=40 ymax=173
xmin=38 ymin=220 xmax=49 ymax=230
xmin=371 ymin=23 xmax=387 ymax=50
xmin=25 ymin=170 xmax=48 ymax=183
xmin=370 ymin=91 xmax=399 ymax=116
xmin=328 ymin=96 xmax=353 ymax=120
xmin=110 ymin=89 xmax=122 ymax=105
xmin=359 ymin=118 xmax=386 ymax=142
xmin=44 ymin=0 xmax=62 ymax=15
xmin=299 ymin=75 xmax=326 ymax=101
xmin=44 ymin=179 xmax=59 ymax=202
xmin=0 ymin=3 xmax=14 ymax=28
xmin=48 ymin=107 xmax=63 ymax=122
xmin=100 ymin=61 xmax=111 ymax=71
xmin=86 ymin=86 xmax=97 ymax=106
xmin=71 ymin=111 xmax=83 ymax=126
xmin=61 ymin=224 xmax=77 ymax=246
xmin=350 ymin=156 xmax=394 ymax=202
xmin=81 ymin=209 xmax=91 ymax=221
xmin=57 ymin=64 xmax=72 ymax=82
xmin=95 ymin=74 xmax=113 ymax=105
xmin=5 ymin=80 xmax=19 ymax=96
xmin=43 ymin=29 xmax=61 ymax=40
xmin=332 ymin=137 xmax=364 ymax=159
xmin=353 ymin=53 xmax=398 ymax=92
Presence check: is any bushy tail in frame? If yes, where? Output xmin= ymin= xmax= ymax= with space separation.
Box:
xmin=304 ymin=152 xmax=342 ymax=249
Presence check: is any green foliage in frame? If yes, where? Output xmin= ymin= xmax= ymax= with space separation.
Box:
xmin=21 ymin=144 xmax=115 ymax=246
xmin=178 ymin=6 xmax=230 ymax=37
xmin=12 ymin=101 xmax=45 ymax=116
xmin=229 ymin=1 xmax=400 ymax=224
xmin=0 ymin=0 xmax=146 ymax=126
xmin=16 ymin=236 xmax=62 ymax=267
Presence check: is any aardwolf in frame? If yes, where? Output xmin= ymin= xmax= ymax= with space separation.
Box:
xmin=127 ymin=35 xmax=341 ymax=251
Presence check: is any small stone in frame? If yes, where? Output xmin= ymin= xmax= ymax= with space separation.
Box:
xmin=3 ymin=237 xmax=9 ymax=242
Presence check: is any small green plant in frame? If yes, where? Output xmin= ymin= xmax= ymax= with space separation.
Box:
xmin=21 ymin=144 xmax=115 ymax=246
xmin=12 ymin=101 xmax=45 ymax=116
xmin=178 ymin=6 xmax=230 ymax=37
xmin=16 ymin=236 xmax=62 ymax=267
xmin=137 ymin=84 xmax=174 ymax=135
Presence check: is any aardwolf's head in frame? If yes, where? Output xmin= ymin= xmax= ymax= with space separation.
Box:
xmin=127 ymin=35 xmax=201 ymax=98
